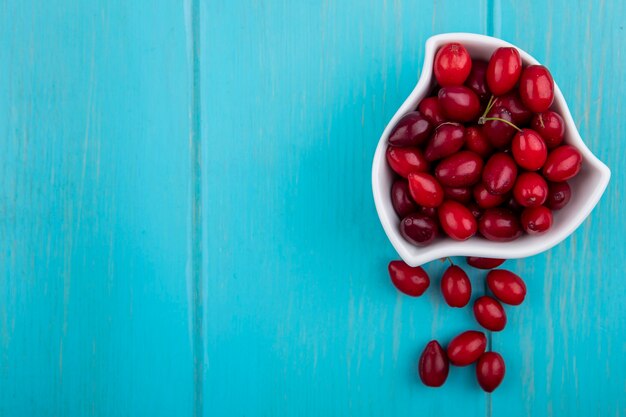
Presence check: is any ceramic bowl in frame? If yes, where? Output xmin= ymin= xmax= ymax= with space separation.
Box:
xmin=372 ymin=33 xmax=611 ymax=267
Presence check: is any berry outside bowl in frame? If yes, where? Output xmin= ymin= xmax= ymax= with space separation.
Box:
xmin=372 ymin=33 xmax=611 ymax=267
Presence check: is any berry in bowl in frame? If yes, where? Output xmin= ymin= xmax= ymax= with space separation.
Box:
xmin=372 ymin=33 xmax=610 ymax=267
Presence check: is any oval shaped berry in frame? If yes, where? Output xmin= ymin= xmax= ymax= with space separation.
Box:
xmin=486 ymin=269 xmax=526 ymax=305
xmin=388 ymin=111 xmax=433 ymax=147
xmin=513 ymin=172 xmax=548 ymax=207
xmin=482 ymin=106 xmax=516 ymax=149
xmin=521 ymin=205 xmax=553 ymax=235
xmin=446 ymin=330 xmax=487 ymax=366
xmin=419 ymin=341 xmax=449 ymax=387
xmin=408 ymin=172 xmax=444 ymax=208
xmin=388 ymin=260 xmax=430 ymax=296
xmin=511 ymin=129 xmax=547 ymax=171
xmin=434 ymin=43 xmax=472 ymax=86
xmin=438 ymin=200 xmax=478 ymax=241
xmin=546 ymin=181 xmax=571 ymax=210
xmin=441 ymin=265 xmax=471 ymax=308
xmin=386 ymin=146 xmax=429 ymax=177
xmin=391 ymin=179 xmax=418 ymax=218
xmin=487 ymin=47 xmax=522 ymax=95
xmin=465 ymin=60 xmax=489 ymax=101
xmin=435 ymin=151 xmax=483 ymax=187
xmin=466 ymin=257 xmax=505 ymax=269
xmin=476 ymin=352 xmax=505 ymax=392
xmin=494 ymin=92 xmax=532 ymax=126
xmin=542 ymin=145 xmax=583 ymax=182
xmin=443 ymin=186 xmax=472 ymax=204
xmin=478 ymin=208 xmax=523 ymax=242
xmin=473 ymin=296 xmax=507 ymax=331
xmin=473 ymin=183 xmax=508 ymax=209
xmin=519 ymin=65 xmax=555 ymax=113
xmin=418 ymin=96 xmax=445 ymax=125
xmin=425 ymin=124 xmax=465 ymax=161
xmin=438 ymin=86 xmax=481 ymax=122
xmin=531 ymin=111 xmax=565 ymax=149
xmin=483 ymin=153 xmax=518 ymax=195
xmin=464 ymin=126 xmax=493 ymax=158
xmin=400 ymin=213 xmax=439 ymax=246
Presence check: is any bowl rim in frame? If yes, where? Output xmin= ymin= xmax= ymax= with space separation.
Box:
xmin=372 ymin=33 xmax=611 ymax=267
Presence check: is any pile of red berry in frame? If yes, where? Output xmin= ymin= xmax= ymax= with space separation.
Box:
xmin=387 ymin=43 xmax=582 ymax=245
xmin=388 ymin=256 xmax=526 ymax=392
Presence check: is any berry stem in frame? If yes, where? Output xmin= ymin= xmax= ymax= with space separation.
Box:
xmin=478 ymin=117 xmax=522 ymax=132
xmin=538 ymin=113 xmax=545 ymax=128
xmin=480 ymin=95 xmax=496 ymax=119
xmin=446 ymin=257 xmax=455 ymax=266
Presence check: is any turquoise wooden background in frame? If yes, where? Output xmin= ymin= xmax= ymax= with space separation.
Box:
xmin=1 ymin=0 xmax=624 ymax=415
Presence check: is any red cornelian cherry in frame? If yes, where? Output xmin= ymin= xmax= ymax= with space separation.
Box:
xmin=546 ymin=181 xmax=572 ymax=210
xmin=483 ymin=153 xmax=518 ymax=195
xmin=408 ymin=172 xmax=444 ymax=208
xmin=513 ymin=172 xmax=548 ymax=207
xmin=419 ymin=341 xmax=450 ymax=387
xmin=438 ymin=86 xmax=481 ymax=122
xmin=531 ymin=111 xmax=565 ymax=149
xmin=466 ymin=257 xmax=505 ymax=269
xmin=443 ymin=186 xmax=472 ymax=204
xmin=425 ymin=124 xmax=465 ymax=161
xmin=388 ymin=260 xmax=430 ymax=296
xmin=441 ymin=265 xmax=471 ymax=307
xmin=388 ymin=111 xmax=433 ymax=147
xmin=543 ymin=145 xmax=583 ymax=182
xmin=434 ymin=43 xmax=472 ymax=86
xmin=418 ymin=96 xmax=446 ymax=125
xmin=435 ymin=151 xmax=483 ymax=187
xmin=476 ymin=352 xmax=505 ymax=392
xmin=519 ymin=65 xmax=555 ymax=113
xmin=465 ymin=60 xmax=489 ymax=102
xmin=494 ymin=92 xmax=532 ymax=126
xmin=482 ymin=106 xmax=516 ymax=148
xmin=386 ymin=146 xmax=429 ymax=177
xmin=400 ymin=213 xmax=439 ymax=246
xmin=438 ymin=200 xmax=478 ymax=241
xmin=506 ymin=196 xmax=524 ymax=213
xmin=521 ymin=205 xmax=553 ymax=235
xmin=420 ymin=206 xmax=437 ymax=218
xmin=464 ymin=126 xmax=493 ymax=158
xmin=479 ymin=208 xmax=523 ymax=242
xmin=447 ymin=330 xmax=487 ymax=366
xmin=486 ymin=47 xmax=522 ymax=96
xmin=467 ymin=203 xmax=483 ymax=219
xmin=486 ymin=269 xmax=526 ymax=305
xmin=473 ymin=183 xmax=508 ymax=209
xmin=473 ymin=296 xmax=507 ymax=331
xmin=391 ymin=179 xmax=418 ymax=218
xmin=511 ymin=129 xmax=548 ymax=171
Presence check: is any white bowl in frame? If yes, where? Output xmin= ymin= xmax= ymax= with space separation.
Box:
xmin=372 ymin=33 xmax=611 ymax=267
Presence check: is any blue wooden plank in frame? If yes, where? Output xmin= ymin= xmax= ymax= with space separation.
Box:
xmin=490 ymin=1 xmax=626 ymax=415
xmin=202 ymin=1 xmax=491 ymax=415
xmin=0 ymin=1 xmax=195 ymax=415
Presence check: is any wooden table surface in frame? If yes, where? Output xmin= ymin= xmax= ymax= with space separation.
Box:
xmin=1 ymin=0 xmax=625 ymax=416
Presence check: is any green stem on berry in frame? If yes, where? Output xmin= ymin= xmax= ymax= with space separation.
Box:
xmin=480 ymin=95 xmax=497 ymax=120
xmin=478 ymin=117 xmax=522 ymax=132
xmin=446 ymin=257 xmax=455 ymax=266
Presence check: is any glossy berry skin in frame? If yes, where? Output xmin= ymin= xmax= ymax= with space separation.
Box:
xmin=386 ymin=146 xmax=429 ymax=178
xmin=519 ymin=65 xmax=555 ymax=113
xmin=487 ymin=47 xmax=522 ymax=95
xmin=438 ymin=201 xmax=478 ymax=241
xmin=513 ymin=172 xmax=548 ymax=207
xmin=435 ymin=151 xmax=483 ymax=187
xmin=466 ymin=257 xmax=505 ymax=269
xmin=521 ymin=205 xmax=553 ymax=235
xmin=388 ymin=260 xmax=430 ymax=296
xmin=473 ymin=296 xmax=507 ymax=331
xmin=476 ymin=352 xmax=505 ymax=392
xmin=479 ymin=208 xmax=523 ymax=242
xmin=546 ymin=181 xmax=572 ymax=210
xmin=486 ymin=269 xmax=526 ymax=305
xmin=408 ymin=172 xmax=444 ymax=208
xmin=438 ymin=86 xmax=481 ymax=122
xmin=443 ymin=186 xmax=472 ymax=204
xmin=446 ymin=330 xmax=487 ymax=366
xmin=464 ymin=126 xmax=493 ymax=158
xmin=473 ymin=183 xmax=508 ymax=209
xmin=425 ymin=124 xmax=465 ymax=161
xmin=483 ymin=153 xmax=518 ymax=195
xmin=511 ymin=129 xmax=548 ymax=171
xmin=388 ymin=112 xmax=433 ymax=147
xmin=482 ymin=106 xmax=516 ymax=148
xmin=400 ymin=213 xmax=439 ymax=246
xmin=531 ymin=111 xmax=565 ymax=149
xmin=494 ymin=93 xmax=533 ymax=126
xmin=418 ymin=96 xmax=445 ymax=125
xmin=419 ymin=341 xmax=450 ymax=387
xmin=543 ymin=145 xmax=583 ymax=182
xmin=391 ymin=179 xmax=418 ymax=218
xmin=441 ymin=265 xmax=471 ymax=307
xmin=434 ymin=43 xmax=472 ymax=86
xmin=465 ymin=60 xmax=489 ymax=101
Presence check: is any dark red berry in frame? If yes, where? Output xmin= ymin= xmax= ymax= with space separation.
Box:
xmin=486 ymin=47 xmax=522 ymax=95
xmin=511 ymin=129 xmax=547 ymax=171
xmin=473 ymin=296 xmax=506 ymax=331
xmin=521 ymin=205 xmax=553 ymax=235
xmin=388 ymin=260 xmax=430 ymax=296
xmin=473 ymin=183 xmax=508 ymax=209
xmin=425 ymin=124 xmax=465 ymax=161
xmin=478 ymin=208 xmax=523 ymax=242
xmin=519 ymin=65 xmax=555 ymax=113
xmin=418 ymin=96 xmax=445 ymax=125
xmin=546 ymin=181 xmax=571 ymax=210
xmin=476 ymin=352 xmax=505 ymax=392
xmin=400 ymin=213 xmax=439 ymax=246
xmin=386 ymin=146 xmax=429 ymax=177
xmin=438 ymin=200 xmax=478 ymax=241
xmin=441 ymin=265 xmax=471 ymax=307
xmin=446 ymin=330 xmax=487 ymax=366
xmin=513 ymin=172 xmax=548 ymax=207
xmin=438 ymin=86 xmax=481 ymax=122
xmin=434 ymin=43 xmax=472 ymax=86
xmin=388 ymin=111 xmax=433 ymax=147
xmin=486 ymin=269 xmax=526 ymax=305
xmin=391 ymin=179 xmax=418 ymax=218
xmin=542 ymin=145 xmax=582 ymax=182
xmin=419 ymin=341 xmax=449 ymax=387
xmin=494 ymin=92 xmax=533 ymax=126
xmin=464 ymin=126 xmax=494 ymax=158
xmin=483 ymin=153 xmax=518 ymax=195
xmin=482 ymin=106 xmax=516 ymax=148
xmin=465 ymin=60 xmax=489 ymax=101
xmin=408 ymin=172 xmax=444 ymax=208
xmin=443 ymin=186 xmax=472 ymax=204
xmin=466 ymin=257 xmax=505 ymax=269
xmin=531 ymin=111 xmax=565 ymax=149
xmin=435 ymin=151 xmax=484 ymax=187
